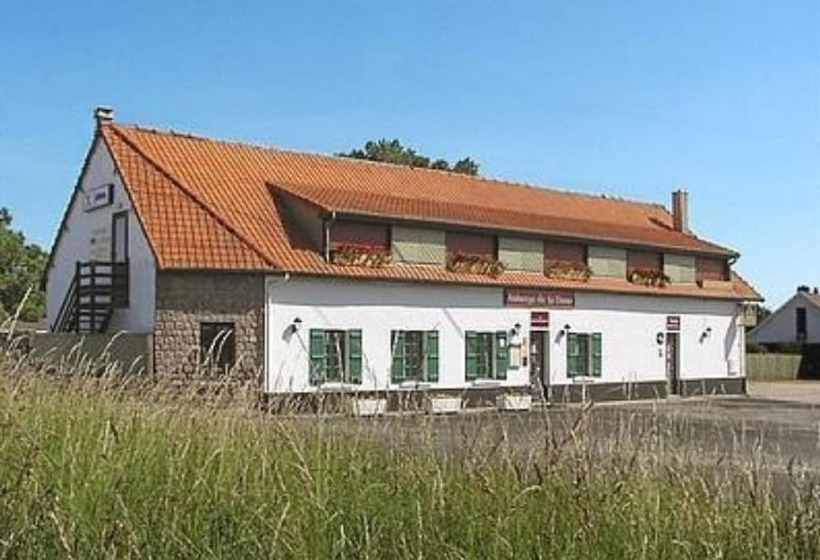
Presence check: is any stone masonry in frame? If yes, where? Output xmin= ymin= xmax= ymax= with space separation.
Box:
xmin=153 ymin=271 xmax=265 ymax=380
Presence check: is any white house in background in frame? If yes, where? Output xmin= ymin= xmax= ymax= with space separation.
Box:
xmin=748 ymin=287 xmax=820 ymax=345
xmin=44 ymin=107 xmax=763 ymax=409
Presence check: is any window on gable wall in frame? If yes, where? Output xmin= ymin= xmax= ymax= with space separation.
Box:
xmin=796 ymin=308 xmax=807 ymax=341
xmin=390 ymin=330 xmax=439 ymax=383
xmin=566 ymin=333 xmax=602 ymax=378
xmin=199 ymin=322 xmax=236 ymax=374
xmin=465 ymin=331 xmax=508 ymax=380
xmin=309 ymin=329 xmax=363 ymax=384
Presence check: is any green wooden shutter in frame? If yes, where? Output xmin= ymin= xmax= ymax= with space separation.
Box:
xmin=494 ymin=331 xmax=508 ymax=380
xmin=591 ymin=333 xmax=602 ymax=377
xmin=465 ymin=331 xmax=479 ymax=381
xmin=347 ymin=329 xmax=363 ymax=383
xmin=391 ymin=331 xmax=406 ymax=383
xmin=309 ymin=329 xmax=325 ymax=385
xmin=566 ymin=333 xmax=580 ymax=378
xmin=425 ymin=331 xmax=439 ymax=382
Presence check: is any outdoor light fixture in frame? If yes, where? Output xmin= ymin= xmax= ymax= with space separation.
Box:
xmin=288 ymin=317 xmax=303 ymax=334
xmin=563 ymin=324 xmax=571 ymax=333
xmin=699 ymin=326 xmax=712 ymax=343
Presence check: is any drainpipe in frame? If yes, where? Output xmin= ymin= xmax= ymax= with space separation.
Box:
xmin=323 ymin=210 xmax=337 ymax=262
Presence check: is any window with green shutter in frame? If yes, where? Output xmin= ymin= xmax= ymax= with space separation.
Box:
xmin=566 ymin=332 xmax=603 ymax=378
xmin=465 ymin=331 xmax=480 ymax=380
xmin=309 ymin=329 xmax=326 ymax=384
xmin=425 ymin=331 xmax=439 ymax=382
xmin=465 ymin=330 xmax=507 ymax=380
xmin=566 ymin=333 xmax=581 ymax=377
xmin=591 ymin=333 xmax=602 ymax=377
xmin=391 ymin=330 xmax=439 ymax=383
xmin=347 ymin=329 xmax=363 ymax=383
xmin=308 ymin=329 xmax=363 ymax=385
xmin=494 ymin=331 xmax=508 ymax=380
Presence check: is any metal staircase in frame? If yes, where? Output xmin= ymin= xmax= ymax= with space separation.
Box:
xmin=53 ymin=261 xmax=129 ymax=333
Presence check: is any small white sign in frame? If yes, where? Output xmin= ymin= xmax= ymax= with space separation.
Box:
xmin=84 ymin=184 xmax=114 ymax=211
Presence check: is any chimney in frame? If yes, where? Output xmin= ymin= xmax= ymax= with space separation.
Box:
xmin=94 ymin=106 xmax=114 ymax=125
xmin=672 ymin=189 xmax=689 ymax=233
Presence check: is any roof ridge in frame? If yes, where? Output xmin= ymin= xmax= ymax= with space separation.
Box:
xmin=111 ymin=122 xmax=668 ymax=211
xmin=104 ymin=124 xmax=279 ymax=269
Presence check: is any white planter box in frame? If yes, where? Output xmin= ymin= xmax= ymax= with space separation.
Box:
xmin=425 ymin=396 xmax=462 ymax=414
xmin=350 ymin=398 xmax=388 ymax=417
xmin=496 ymin=394 xmax=532 ymax=411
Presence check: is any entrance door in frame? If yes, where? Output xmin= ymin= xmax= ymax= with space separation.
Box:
xmin=111 ymin=211 xmax=128 ymax=263
xmin=665 ymin=332 xmax=680 ymax=395
xmin=529 ymin=330 xmax=550 ymax=393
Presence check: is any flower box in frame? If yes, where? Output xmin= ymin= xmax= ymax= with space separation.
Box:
xmin=330 ymin=244 xmax=392 ymax=268
xmin=349 ymin=397 xmax=388 ymax=417
xmin=446 ymin=252 xmax=505 ymax=277
xmin=496 ymin=393 xmax=532 ymax=411
xmin=628 ymin=268 xmax=671 ymax=287
xmin=425 ymin=395 xmax=462 ymax=415
xmin=546 ymin=260 xmax=592 ymax=281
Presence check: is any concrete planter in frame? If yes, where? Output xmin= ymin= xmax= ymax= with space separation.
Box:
xmin=496 ymin=393 xmax=532 ymax=411
xmin=425 ymin=396 xmax=462 ymax=414
xmin=350 ymin=397 xmax=388 ymax=417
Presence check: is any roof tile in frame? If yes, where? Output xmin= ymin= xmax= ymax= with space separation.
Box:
xmin=100 ymin=123 xmax=760 ymax=300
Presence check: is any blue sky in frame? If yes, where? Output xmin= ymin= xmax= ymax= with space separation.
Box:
xmin=1 ymin=0 xmax=817 ymax=305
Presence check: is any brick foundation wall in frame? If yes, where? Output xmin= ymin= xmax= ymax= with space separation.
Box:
xmin=153 ymin=272 xmax=265 ymax=379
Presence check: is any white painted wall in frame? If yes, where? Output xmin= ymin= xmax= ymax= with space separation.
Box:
xmin=748 ymin=293 xmax=820 ymax=344
xmin=265 ymin=277 xmax=743 ymax=393
xmin=46 ymin=137 xmax=156 ymax=333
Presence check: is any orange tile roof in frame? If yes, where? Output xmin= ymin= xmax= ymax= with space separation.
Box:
xmin=99 ymin=122 xmax=761 ymax=301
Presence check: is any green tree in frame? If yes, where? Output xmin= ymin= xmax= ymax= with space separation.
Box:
xmin=0 ymin=207 xmax=47 ymax=323
xmin=339 ymin=138 xmax=480 ymax=176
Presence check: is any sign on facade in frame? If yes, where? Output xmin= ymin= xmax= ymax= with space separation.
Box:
xmin=530 ymin=311 xmax=549 ymax=327
xmin=84 ymin=184 xmax=114 ymax=212
xmin=666 ymin=315 xmax=681 ymax=331
xmin=504 ymin=289 xmax=575 ymax=308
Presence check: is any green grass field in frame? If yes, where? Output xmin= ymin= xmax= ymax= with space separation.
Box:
xmin=1 ymin=345 xmax=818 ymax=559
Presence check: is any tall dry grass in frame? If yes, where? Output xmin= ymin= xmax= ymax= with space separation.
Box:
xmin=0 ymin=336 xmax=819 ymax=559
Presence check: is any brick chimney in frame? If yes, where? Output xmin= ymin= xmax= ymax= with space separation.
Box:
xmin=672 ymin=189 xmax=689 ymax=233
xmin=94 ymin=106 xmax=114 ymax=125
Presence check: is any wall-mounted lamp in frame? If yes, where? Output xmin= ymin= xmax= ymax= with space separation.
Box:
xmin=288 ymin=317 xmax=303 ymax=335
xmin=563 ymin=324 xmax=572 ymax=333
xmin=558 ymin=324 xmax=572 ymax=338
xmin=700 ymin=326 xmax=712 ymax=342
xmin=656 ymin=332 xmax=665 ymax=345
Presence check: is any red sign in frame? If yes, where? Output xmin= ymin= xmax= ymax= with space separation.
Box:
xmin=666 ymin=315 xmax=681 ymax=331
xmin=531 ymin=311 xmax=550 ymax=328
xmin=504 ymin=289 xmax=575 ymax=308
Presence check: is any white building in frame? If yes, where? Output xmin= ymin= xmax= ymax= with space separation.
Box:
xmin=45 ymin=108 xmax=762 ymax=408
xmin=748 ymin=288 xmax=820 ymax=345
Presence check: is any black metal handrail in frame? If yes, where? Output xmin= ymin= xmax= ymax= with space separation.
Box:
xmin=53 ymin=260 xmax=130 ymax=333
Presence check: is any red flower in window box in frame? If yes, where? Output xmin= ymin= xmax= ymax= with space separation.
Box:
xmin=628 ymin=268 xmax=671 ymax=287
xmin=446 ymin=252 xmax=505 ymax=277
xmin=330 ymin=243 xmax=392 ymax=268
xmin=546 ymin=260 xmax=592 ymax=281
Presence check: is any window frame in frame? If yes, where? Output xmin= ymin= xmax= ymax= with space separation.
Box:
xmin=390 ymin=330 xmax=439 ymax=383
xmin=309 ymin=329 xmax=363 ymax=385
xmin=199 ymin=321 xmax=237 ymax=374
xmin=566 ymin=332 xmax=602 ymax=378
xmin=796 ymin=307 xmax=808 ymax=341
xmin=465 ymin=330 xmax=508 ymax=381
